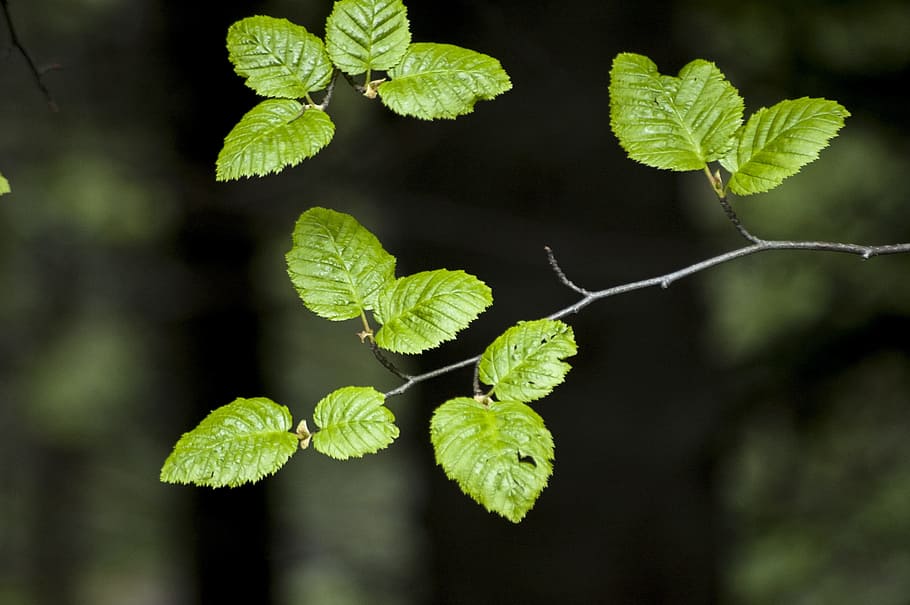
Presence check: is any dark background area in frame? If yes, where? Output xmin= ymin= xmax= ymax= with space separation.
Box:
xmin=2 ymin=1 xmax=909 ymax=604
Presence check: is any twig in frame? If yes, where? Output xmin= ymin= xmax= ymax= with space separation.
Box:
xmin=544 ymin=245 xmax=591 ymax=295
xmin=717 ymin=196 xmax=763 ymax=244
xmin=1 ymin=0 xmax=58 ymax=111
xmin=382 ymin=237 xmax=910 ymax=399
xmin=315 ymin=70 xmax=339 ymax=110
xmin=368 ymin=339 xmax=412 ymax=381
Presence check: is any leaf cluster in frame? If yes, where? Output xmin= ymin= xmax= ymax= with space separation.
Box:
xmin=609 ymin=53 xmax=849 ymax=196
xmin=216 ymin=0 xmax=511 ymax=181
xmin=162 ymin=48 xmax=862 ymax=524
xmin=161 ymin=208 xmax=576 ymax=521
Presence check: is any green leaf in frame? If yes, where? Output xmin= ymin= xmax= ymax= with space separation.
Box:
xmin=324 ymin=0 xmax=410 ymax=76
xmin=216 ymin=100 xmax=335 ymax=181
xmin=227 ymin=16 xmax=334 ymax=98
xmin=374 ymin=269 xmax=493 ymax=354
xmin=379 ymin=43 xmax=512 ymax=120
xmin=431 ymin=397 xmax=554 ymax=523
xmin=479 ymin=319 xmax=577 ymax=403
xmin=286 ymin=207 xmax=396 ymax=321
xmin=160 ymin=397 xmax=299 ymax=488
xmin=312 ymin=386 xmax=399 ymax=460
xmin=0 ymin=173 xmax=9 ymax=196
xmin=609 ymin=52 xmax=744 ymax=171
xmin=722 ymin=98 xmax=850 ymax=195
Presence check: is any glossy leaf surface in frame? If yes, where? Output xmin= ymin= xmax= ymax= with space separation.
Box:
xmin=722 ymin=98 xmax=850 ymax=195
xmin=216 ymin=100 xmax=334 ymax=181
xmin=227 ymin=16 xmax=334 ymax=98
xmin=479 ymin=319 xmax=577 ymax=403
xmin=431 ymin=397 xmax=554 ymax=523
xmin=312 ymin=386 xmax=399 ymax=459
xmin=286 ymin=207 xmax=396 ymax=320
xmin=379 ymin=43 xmax=511 ymax=119
xmin=160 ymin=397 xmax=298 ymax=487
xmin=609 ymin=52 xmax=744 ymax=171
xmin=374 ymin=269 xmax=492 ymax=353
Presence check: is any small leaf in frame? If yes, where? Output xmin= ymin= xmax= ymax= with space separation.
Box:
xmin=374 ymin=269 xmax=493 ymax=354
xmin=216 ymin=100 xmax=335 ymax=181
xmin=160 ymin=397 xmax=299 ymax=488
xmin=379 ymin=43 xmax=512 ymax=120
xmin=0 ymin=173 xmax=9 ymax=196
xmin=722 ymin=98 xmax=850 ymax=195
xmin=479 ymin=319 xmax=577 ymax=403
xmin=227 ymin=16 xmax=334 ymax=98
xmin=325 ymin=0 xmax=411 ymax=76
xmin=286 ymin=207 xmax=396 ymax=321
xmin=609 ymin=52 xmax=744 ymax=171
xmin=312 ymin=386 xmax=399 ymax=460
xmin=431 ymin=397 xmax=554 ymax=523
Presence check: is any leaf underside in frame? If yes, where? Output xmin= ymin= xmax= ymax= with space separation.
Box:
xmin=227 ymin=15 xmax=334 ymax=98
xmin=312 ymin=386 xmax=399 ymax=459
xmin=479 ymin=319 xmax=577 ymax=403
xmin=216 ymin=100 xmax=335 ymax=181
xmin=374 ymin=269 xmax=493 ymax=354
xmin=160 ymin=397 xmax=299 ymax=488
xmin=325 ymin=0 xmax=411 ymax=75
xmin=431 ymin=397 xmax=554 ymax=523
xmin=609 ymin=52 xmax=744 ymax=171
xmin=379 ymin=43 xmax=512 ymax=120
xmin=286 ymin=207 xmax=396 ymax=320
xmin=722 ymin=98 xmax=850 ymax=195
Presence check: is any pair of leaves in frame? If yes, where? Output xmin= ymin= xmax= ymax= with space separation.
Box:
xmin=159 ymin=387 xmax=399 ymax=487
xmin=431 ymin=319 xmax=576 ymax=522
xmin=286 ymin=207 xmax=493 ymax=354
xmin=609 ymin=52 xmax=850 ymax=195
xmin=216 ymin=0 xmax=511 ymax=181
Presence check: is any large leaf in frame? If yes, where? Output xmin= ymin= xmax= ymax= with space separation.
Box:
xmin=312 ymin=386 xmax=399 ymax=459
xmin=227 ymin=16 xmax=334 ymax=98
xmin=160 ymin=397 xmax=299 ymax=487
xmin=431 ymin=397 xmax=554 ymax=523
xmin=286 ymin=207 xmax=396 ymax=321
xmin=324 ymin=0 xmax=410 ymax=76
xmin=374 ymin=269 xmax=492 ymax=353
xmin=379 ymin=43 xmax=512 ymax=120
xmin=478 ymin=319 xmax=577 ymax=403
xmin=609 ymin=52 xmax=744 ymax=171
xmin=216 ymin=100 xmax=335 ymax=181
xmin=0 ymin=173 xmax=9 ymax=196
xmin=722 ymin=98 xmax=850 ymax=195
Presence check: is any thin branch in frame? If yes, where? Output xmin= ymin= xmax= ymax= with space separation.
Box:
xmin=1 ymin=0 xmax=58 ymax=111
xmin=384 ymin=355 xmax=480 ymax=398
xmin=368 ymin=339 xmax=412 ymax=381
xmin=717 ymin=195 xmax=763 ymax=244
xmin=383 ymin=237 xmax=910 ymax=399
xmin=545 ymin=245 xmax=591 ymax=295
xmin=315 ymin=70 xmax=339 ymax=110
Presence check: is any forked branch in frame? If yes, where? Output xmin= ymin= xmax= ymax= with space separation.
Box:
xmin=383 ymin=215 xmax=910 ymax=399
xmin=1 ymin=0 xmax=58 ymax=111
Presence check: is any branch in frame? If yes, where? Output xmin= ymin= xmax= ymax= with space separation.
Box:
xmin=1 ymin=0 xmax=58 ymax=111
xmin=383 ymin=237 xmax=910 ymax=399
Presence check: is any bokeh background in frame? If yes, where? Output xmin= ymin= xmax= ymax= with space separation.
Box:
xmin=2 ymin=1 xmax=909 ymax=604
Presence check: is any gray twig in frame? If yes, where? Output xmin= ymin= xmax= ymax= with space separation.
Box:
xmin=383 ymin=236 xmax=910 ymax=399
xmin=1 ymin=0 xmax=58 ymax=111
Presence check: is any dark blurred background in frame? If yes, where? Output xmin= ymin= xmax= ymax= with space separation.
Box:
xmin=2 ymin=1 xmax=909 ymax=604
